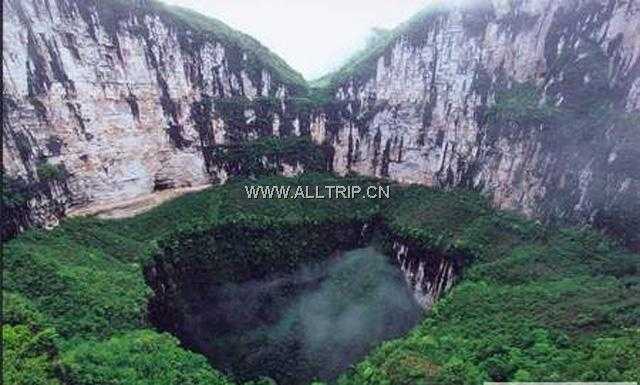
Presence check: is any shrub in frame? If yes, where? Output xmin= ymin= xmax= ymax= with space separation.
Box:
xmin=211 ymin=136 xmax=330 ymax=178
xmin=3 ymin=323 xmax=61 ymax=385
xmin=485 ymin=82 xmax=557 ymax=128
xmin=60 ymin=330 xmax=235 ymax=385
xmin=35 ymin=163 xmax=67 ymax=182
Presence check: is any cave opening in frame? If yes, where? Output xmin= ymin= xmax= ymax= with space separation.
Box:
xmin=147 ymin=246 xmax=423 ymax=385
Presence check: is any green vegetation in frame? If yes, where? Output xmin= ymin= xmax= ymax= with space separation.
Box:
xmin=382 ymin=186 xmax=499 ymax=256
xmin=212 ymin=96 xmax=282 ymax=141
xmin=485 ymin=82 xmax=558 ymax=129
xmin=338 ymin=188 xmax=640 ymax=385
xmin=148 ymin=174 xmax=382 ymax=290
xmin=36 ymin=163 xmax=67 ymax=182
xmin=5 ymin=2 xmax=637 ymax=382
xmin=211 ymin=136 xmax=330 ymax=178
xmin=61 ymin=330 xmax=233 ymax=385
xmin=2 ymin=170 xmax=28 ymax=210
xmin=3 ymin=324 xmax=61 ymax=385
xmin=2 ymin=173 xmax=383 ymax=381
xmin=3 ymin=173 xmax=639 ymax=385
xmin=2 ymin=170 xmax=32 ymax=240
xmin=3 ymin=293 xmax=61 ymax=385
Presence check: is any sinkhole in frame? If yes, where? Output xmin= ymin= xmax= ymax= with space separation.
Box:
xmin=147 ymin=246 xmax=424 ymax=385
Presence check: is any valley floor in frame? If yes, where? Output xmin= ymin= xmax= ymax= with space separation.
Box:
xmin=67 ymin=184 xmax=212 ymax=219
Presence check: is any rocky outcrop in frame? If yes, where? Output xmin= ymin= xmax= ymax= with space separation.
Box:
xmin=2 ymin=0 xmax=309 ymax=237
xmin=3 ymin=0 xmax=639 ymax=248
xmin=311 ymin=0 xmax=640 ymax=249
xmin=391 ymin=239 xmax=462 ymax=308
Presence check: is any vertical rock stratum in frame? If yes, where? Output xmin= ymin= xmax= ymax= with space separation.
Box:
xmin=2 ymin=0 xmax=309 ymax=236
xmin=311 ymin=0 xmax=640 ymax=249
xmin=2 ymin=0 xmax=639 ymax=249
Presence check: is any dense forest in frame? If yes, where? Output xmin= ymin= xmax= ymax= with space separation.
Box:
xmin=4 ymin=171 xmax=639 ymax=384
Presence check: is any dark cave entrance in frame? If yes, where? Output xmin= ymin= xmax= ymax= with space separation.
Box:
xmin=146 ymin=246 xmax=423 ymax=385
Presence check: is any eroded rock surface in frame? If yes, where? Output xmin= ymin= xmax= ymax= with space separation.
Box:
xmin=3 ymin=0 xmax=639 ymax=248
xmin=312 ymin=0 xmax=640 ymax=248
xmin=2 ymin=0 xmax=307 ymax=236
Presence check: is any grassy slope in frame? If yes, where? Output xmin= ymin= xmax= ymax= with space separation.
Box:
xmin=3 ymin=174 xmax=639 ymax=385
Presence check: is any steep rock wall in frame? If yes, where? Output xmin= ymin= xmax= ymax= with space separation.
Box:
xmin=2 ymin=0 xmax=310 ymax=237
xmin=3 ymin=0 xmax=638 ymax=249
xmin=311 ymin=0 xmax=640 ymax=248
xmin=391 ymin=239 xmax=461 ymax=308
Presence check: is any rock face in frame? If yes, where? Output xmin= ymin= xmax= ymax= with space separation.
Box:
xmin=3 ymin=0 xmax=639 ymax=248
xmin=391 ymin=239 xmax=461 ymax=308
xmin=2 ymin=0 xmax=308 ymax=237
xmin=312 ymin=0 xmax=640 ymax=248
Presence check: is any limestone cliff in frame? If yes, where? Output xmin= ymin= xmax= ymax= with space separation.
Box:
xmin=391 ymin=239 xmax=461 ymax=309
xmin=2 ymin=0 xmax=639 ymax=249
xmin=2 ymin=0 xmax=309 ymax=237
xmin=312 ymin=0 xmax=640 ymax=248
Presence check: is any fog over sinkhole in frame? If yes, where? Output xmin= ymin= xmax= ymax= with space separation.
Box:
xmin=166 ymin=247 xmax=423 ymax=385
xmin=160 ymin=0 xmax=433 ymax=80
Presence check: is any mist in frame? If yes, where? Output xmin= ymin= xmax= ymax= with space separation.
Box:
xmin=174 ymin=247 xmax=423 ymax=385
